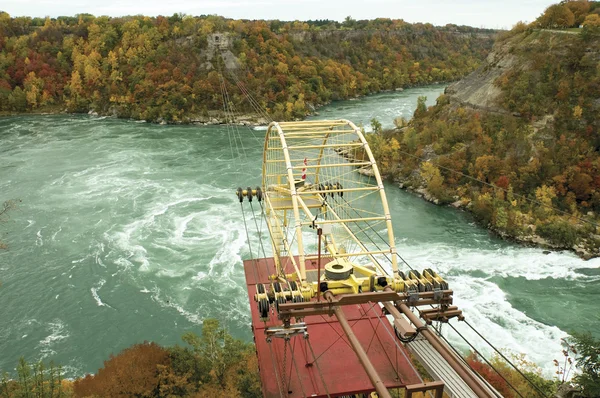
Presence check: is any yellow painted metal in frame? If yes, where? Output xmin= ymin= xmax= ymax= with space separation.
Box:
xmin=283 ymin=142 xmax=363 ymax=150
xmin=347 ymin=120 xmax=399 ymax=273
xmin=273 ymin=122 xmax=307 ymax=281
xmin=263 ymin=194 xmax=303 ymax=279
xmin=291 ymin=162 xmax=372 ymax=169
xmin=261 ymin=119 xmax=402 ymax=291
xmin=300 ymin=216 xmax=385 ymax=225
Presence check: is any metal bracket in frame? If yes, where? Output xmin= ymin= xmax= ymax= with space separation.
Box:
xmin=265 ymin=322 xmax=308 ymax=340
xmin=408 ymin=292 xmax=419 ymax=305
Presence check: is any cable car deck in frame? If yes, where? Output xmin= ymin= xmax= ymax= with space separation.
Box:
xmin=244 ymin=256 xmax=423 ymax=398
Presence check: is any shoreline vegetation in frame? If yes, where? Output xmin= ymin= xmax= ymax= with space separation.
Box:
xmin=343 ymin=143 xmax=599 ymax=260
xmin=0 ymin=82 xmax=448 ymax=125
xmin=0 ymin=12 xmax=495 ymax=123
xmin=346 ymin=3 xmax=600 ymax=260
xmin=1 ymin=321 xmax=599 ymax=398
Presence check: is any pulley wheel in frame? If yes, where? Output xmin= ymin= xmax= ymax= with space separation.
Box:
xmin=258 ymin=298 xmax=269 ymax=319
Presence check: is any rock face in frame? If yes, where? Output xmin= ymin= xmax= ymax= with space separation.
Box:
xmin=203 ymin=33 xmax=240 ymax=70
xmin=409 ymin=29 xmax=600 ymax=259
xmin=444 ymin=40 xmax=517 ymax=112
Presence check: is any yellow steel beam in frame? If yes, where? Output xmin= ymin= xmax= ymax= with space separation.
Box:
xmin=285 ymin=142 xmax=363 ymax=150
xmin=291 ymin=162 xmax=371 ymax=169
xmin=346 ymin=119 xmax=399 ymax=273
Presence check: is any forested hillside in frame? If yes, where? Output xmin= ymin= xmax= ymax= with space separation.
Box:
xmin=365 ymin=1 xmax=600 ymax=258
xmin=0 ymin=12 xmax=494 ymax=122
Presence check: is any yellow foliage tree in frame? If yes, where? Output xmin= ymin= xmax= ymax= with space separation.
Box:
xmin=421 ymin=161 xmax=445 ymax=198
xmin=535 ymin=185 xmax=556 ymax=219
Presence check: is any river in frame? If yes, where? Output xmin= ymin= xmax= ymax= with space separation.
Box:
xmin=0 ymin=85 xmax=598 ymax=379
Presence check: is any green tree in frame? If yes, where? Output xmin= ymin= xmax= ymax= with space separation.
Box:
xmin=8 ymin=87 xmax=27 ymax=112
xmin=569 ymin=332 xmax=600 ymax=397
xmin=173 ymin=319 xmax=261 ymax=397
xmin=414 ymin=96 xmax=427 ymax=118
xmin=370 ymin=118 xmax=382 ymax=133
xmin=1 ymin=358 xmax=70 ymax=397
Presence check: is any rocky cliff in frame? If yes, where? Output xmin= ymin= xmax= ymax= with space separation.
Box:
xmin=373 ymin=26 xmax=600 ymax=258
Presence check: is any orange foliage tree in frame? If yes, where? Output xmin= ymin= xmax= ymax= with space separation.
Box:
xmin=73 ymin=342 xmax=170 ymax=397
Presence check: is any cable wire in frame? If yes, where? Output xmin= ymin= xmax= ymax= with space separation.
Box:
xmin=435 ymin=328 xmax=503 ymax=398
xmin=446 ymin=321 xmax=525 ymax=398
xmin=306 ymin=336 xmax=332 ymax=398
xmin=463 ymin=319 xmax=550 ymax=398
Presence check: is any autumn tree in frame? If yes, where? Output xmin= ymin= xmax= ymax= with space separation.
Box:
xmin=466 ymin=353 xmax=557 ymax=397
xmin=538 ymin=4 xmax=576 ymax=28
xmin=0 ymin=12 xmax=494 ymax=121
xmin=420 ymin=161 xmax=445 ymax=199
xmin=564 ymin=0 xmax=591 ymax=25
xmin=582 ymin=13 xmax=600 ymax=34
xmin=73 ymin=342 xmax=170 ymax=397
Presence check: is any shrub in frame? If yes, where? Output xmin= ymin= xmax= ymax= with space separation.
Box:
xmin=467 ymin=352 xmax=557 ymax=398
xmin=536 ymin=220 xmax=579 ymax=247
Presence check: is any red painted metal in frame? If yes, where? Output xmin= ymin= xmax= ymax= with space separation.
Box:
xmin=244 ymin=257 xmax=422 ymax=398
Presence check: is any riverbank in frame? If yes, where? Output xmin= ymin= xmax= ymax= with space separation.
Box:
xmin=335 ymin=147 xmax=599 ymax=261
xmin=395 ymin=177 xmax=598 ymax=260
xmin=0 ymin=82 xmax=456 ymax=127
xmin=0 ymin=107 xmax=271 ymax=126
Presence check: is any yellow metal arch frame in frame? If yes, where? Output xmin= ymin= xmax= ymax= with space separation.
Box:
xmin=262 ymin=119 xmax=398 ymax=284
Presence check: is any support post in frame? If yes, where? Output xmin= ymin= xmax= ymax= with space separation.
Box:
xmin=326 ymin=292 xmax=392 ymax=398
xmin=405 ymin=381 xmax=444 ymax=398
xmin=317 ymin=227 xmax=322 ymax=302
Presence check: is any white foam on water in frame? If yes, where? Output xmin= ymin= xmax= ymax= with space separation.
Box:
xmin=149 ymin=285 xmax=204 ymax=325
xmin=207 ymin=220 xmax=246 ymax=279
xmin=447 ymin=276 xmax=567 ymax=377
xmin=114 ymin=256 xmax=134 ymax=270
xmin=90 ymin=279 xmax=114 ymax=309
xmin=109 ymin=195 xmax=213 ymax=272
xmin=38 ymin=320 xmax=69 ymax=359
xmin=36 ymin=230 xmax=43 ymax=246
xmin=51 ymin=227 xmax=62 ymax=241
xmin=403 ymin=243 xmax=600 ymax=281
xmin=397 ymin=241 xmax=596 ymax=376
xmin=174 ymin=213 xmax=197 ymax=240
xmin=193 ymin=271 xmax=208 ymax=281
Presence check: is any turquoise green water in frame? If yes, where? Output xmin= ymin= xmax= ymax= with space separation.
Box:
xmin=0 ymin=87 xmax=598 ymax=378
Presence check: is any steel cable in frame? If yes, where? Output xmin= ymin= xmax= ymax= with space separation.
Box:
xmin=462 ymin=319 xmax=550 ymax=398
xmin=446 ymin=321 xmax=525 ymax=398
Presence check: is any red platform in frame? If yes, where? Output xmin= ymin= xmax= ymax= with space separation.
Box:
xmin=244 ymin=257 xmax=422 ymax=398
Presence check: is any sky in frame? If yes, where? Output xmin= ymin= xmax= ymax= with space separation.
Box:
xmin=1 ymin=0 xmax=557 ymax=29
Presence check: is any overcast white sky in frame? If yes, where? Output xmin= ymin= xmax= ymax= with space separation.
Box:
xmin=2 ymin=0 xmax=556 ymax=29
